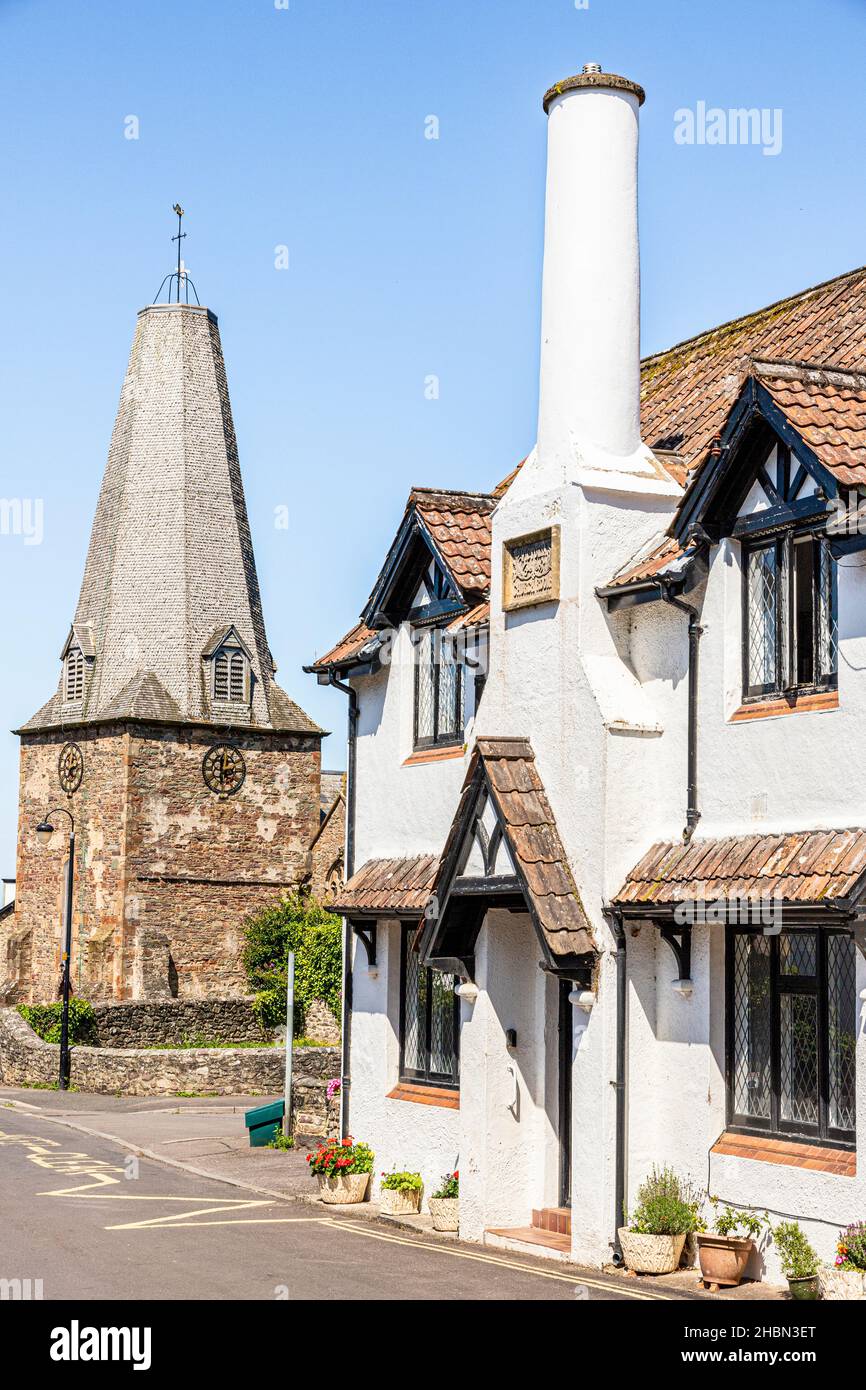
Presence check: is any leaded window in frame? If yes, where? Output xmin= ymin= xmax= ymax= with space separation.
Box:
xmin=743 ymin=534 xmax=837 ymax=700
xmin=413 ymin=626 xmax=463 ymax=750
xmin=399 ymin=923 xmax=459 ymax=1087
xmin=727 ymin=928 xmax=856 ymax=1146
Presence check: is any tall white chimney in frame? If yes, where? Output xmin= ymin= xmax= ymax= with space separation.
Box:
xmin=536 ymin=66 xmax=646 ymax=475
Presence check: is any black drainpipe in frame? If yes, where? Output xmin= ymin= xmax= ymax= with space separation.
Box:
xmin=608 ymin=906 xmax=627 ymax=1265
xmin=658 ymin=581 xmax=702 ymax=844
xmin=328 ymin=672 xmax=358 ymax=1138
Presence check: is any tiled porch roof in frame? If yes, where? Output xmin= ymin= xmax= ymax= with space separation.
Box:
xmin=332 ymin=854 xmax=438 ymax=916
xmin=614 ymin=828 xmax=866 ymax=907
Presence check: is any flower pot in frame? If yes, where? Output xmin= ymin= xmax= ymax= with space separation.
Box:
xmin=316 ymin=1171 xmax=369 ymax=1205
xmin=696 ymin=1233 xmax=754 ymax=1288
xmin=618 ymin=1229 xmax=687 ymax=1275
xmin=379 ymin=1185 xmax=421 ymax=1216
xmin=819 ymin=1267 xmax=866 ymax=1300
xmin=786 ymin=1275 xmax=820 ymax=1302
xmin=429 ymin=1197 xmax=459 ymax=1232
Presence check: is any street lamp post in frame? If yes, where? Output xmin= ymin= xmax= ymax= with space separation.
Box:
xmin=35 ymin=808 xmax=76 ymax=1091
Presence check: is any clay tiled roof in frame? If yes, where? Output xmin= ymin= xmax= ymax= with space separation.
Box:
xmin=614 ymin=827 xmax=866 ymax=907
xmin=759 ymin=371 xmax=866 ymax=486
xmin=642 ymin=265 xmax=866 ymax=477
xmin=412 ymin=489 xmax=495 ymax=594
xmin=604 ymin=534 xmax=691 ymax=591
xmin=427 ymin=737 xmax=596 ymax=959
xmin=447 ymin=600 xmax=490 ymax=632
xmin=333 ymin=854 xmax=438 ymax=916
xmin=307 ymin=622 xmax=380 ymax=674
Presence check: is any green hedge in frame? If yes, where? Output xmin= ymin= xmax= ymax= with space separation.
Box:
xmin=241 ymin=892 xmax=342 ymax=1035
xmin=17 ymin=998 xmax=98 ymax=1045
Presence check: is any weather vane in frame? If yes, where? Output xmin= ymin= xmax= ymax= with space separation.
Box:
xmin=153 ymin=204 xmax=201 ymax=305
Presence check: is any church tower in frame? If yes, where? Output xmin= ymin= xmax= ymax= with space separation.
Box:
xmin=5 ymin=295 xmax=324 ymax=1003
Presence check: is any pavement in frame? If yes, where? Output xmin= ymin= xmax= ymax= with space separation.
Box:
xmin=0 ymin=1086 xmax=785 ymax=1300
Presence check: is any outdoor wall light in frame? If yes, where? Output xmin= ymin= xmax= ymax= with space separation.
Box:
xmin=569 ymin=988 xmax=596 ymax=1011
xmin=455 ymin=980 xmax=478 ymax=1005
xmin=672 ymin=978 xmax=694 ymax=998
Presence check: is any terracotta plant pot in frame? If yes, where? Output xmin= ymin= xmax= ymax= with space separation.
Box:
xmin=379 ymin=1185 xmax=421 ymax=1216
xmin=429 ymin=1197 xmax=459 ymax=1232
xmin=317 ymin=1171 xmax=369 ymax=1205
xmin=786 ymin=1275 xmax=820 ymax=1302
xmin=696 ymin=1233 xmax=754 ymax=1287
xmin=618 ymin=1229 xmax=687 ymax=1275
xmin=819 ymin=1267 xmax=866 ymax=1300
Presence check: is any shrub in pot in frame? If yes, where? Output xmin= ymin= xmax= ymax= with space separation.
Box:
xmin=697 ymin=1199 xmax=766 ymax=1288
xmin=379 ymin=1170 xmax=423 ymax=1216
xmin=772 ymin=1221 xmax=820 ymax=1301
xmin=820 ymin=1221 xmax=866 ymax=1300
xmin=429 ymin=1171 xmax=459 ymax=1231
xmin=306 ymin=1137 xmax=374 ymax=1204
xmin=619 ymin=1166 xmax=702 ymax=1275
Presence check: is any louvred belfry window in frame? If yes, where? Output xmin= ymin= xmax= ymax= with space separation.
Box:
xmin=212 ymin=645 xmax=249 ymax=705
xmin=727 ymin=927 xmax=856 ymax=1145
xmin=65 ymin=647 xmax=85 ymax=703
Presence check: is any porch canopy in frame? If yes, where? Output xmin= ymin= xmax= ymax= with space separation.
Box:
xmin=612 ymin=828 xmax=866 ymax=975
xmin=415 ymin=737 xmax=597 ymax=983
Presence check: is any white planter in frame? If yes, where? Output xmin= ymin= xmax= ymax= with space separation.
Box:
xmin=619 ymin=1229 xmax=686 ymax=1275
xmin=819 ymin=1267 xmax=866 ymax=1300
xmin=379 ymin=1185 xmax=421 ymax=1216
xmin=317 ymin=1171 xmax=369 ymax=1205
xmin=429 ymin=1197 xmax=459 ymax=1232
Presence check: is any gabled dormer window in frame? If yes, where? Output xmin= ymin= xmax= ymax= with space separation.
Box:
xmin=744 ymin=532 xmax=837 ymax=700
xmin=414 ymin=625 xmax=463 ymax=750
xmin=65 ymin=645 xmax=85 ymax=703
xmin=205 ymin=626 xmax=253 ymax=709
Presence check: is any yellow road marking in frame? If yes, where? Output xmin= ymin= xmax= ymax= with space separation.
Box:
xmin=323 ymin=1218 xmax=673 ymax=1300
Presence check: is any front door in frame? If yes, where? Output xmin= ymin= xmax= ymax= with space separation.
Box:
xmin=558 ymin=979 xmax=572 ymax=1207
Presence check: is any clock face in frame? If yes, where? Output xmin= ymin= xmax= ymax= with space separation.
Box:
xmin=58 ymin=742 xmax=84 ymax=794
xmin=202 ymin=743 xmax=246 ymax=797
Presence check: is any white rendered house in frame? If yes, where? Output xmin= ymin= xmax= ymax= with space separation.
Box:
xmin=307 ymin=65 xmax=866 ymax=1278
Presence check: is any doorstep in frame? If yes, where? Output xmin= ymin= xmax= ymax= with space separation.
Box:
xmin=484 ymin=1226 xmax=573 ymax=1262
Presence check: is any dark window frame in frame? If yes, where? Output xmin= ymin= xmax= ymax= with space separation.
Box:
xmin=725 ymin=926 xmax=856 ymax=1149
xmin=741 ymin=527 xmax=837 ymax=703
xmin=398 ymin=922 xmax=459 ymax=1088
xmin=412 ymin=623 xmax=464 ymax=751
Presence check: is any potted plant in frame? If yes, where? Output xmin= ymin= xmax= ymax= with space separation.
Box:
xmin=429 ymin=1171 xmax=459 ymax=1231
xmin=619 ymin=1166 xmax=701 ymax=1276
xmin=820 ymin=1222 xmax=866 ymax=1300
xmin=697 ymin=1199 xmax=766 ymax=1289
xmin=379 ymin=1170 xmax=423 ymax=1216
xmin=306 ymin=1137 xmax=374 ymax=1204
xmin=773 ymin=1221 xmax=820 ymax=1301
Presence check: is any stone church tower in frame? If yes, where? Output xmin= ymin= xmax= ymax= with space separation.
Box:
xmin=4 ymin=301 xmax=324 ymax=1004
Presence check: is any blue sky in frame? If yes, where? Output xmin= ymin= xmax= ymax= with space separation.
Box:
xmin=1 ymin=0 xmax=865 ymax=874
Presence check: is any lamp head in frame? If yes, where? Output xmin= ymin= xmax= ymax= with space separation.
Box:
xmin=35 ymin=819 xmax=55 ymax=846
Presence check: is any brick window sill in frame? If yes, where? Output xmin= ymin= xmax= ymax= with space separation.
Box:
xmin=402 ymin=745 xmax=465 ymax=767
xmin=712 ymin=1132 xmax=855 ymax=1177
xmin=387 ymin=1082 xmax=459 ymax=1110
xmin=730 ymin=690 xmax=839 ymax=723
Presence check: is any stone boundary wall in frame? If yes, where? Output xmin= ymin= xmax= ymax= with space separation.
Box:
xmin=0 ymin=1008 xmax=340 ymax=1132
xmin=91 ymin=998 xmax=271 ymax=1048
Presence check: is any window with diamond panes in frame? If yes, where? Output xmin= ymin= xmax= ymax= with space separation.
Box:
xmin=399 ymin=923 xmax=459 ymax=1086
xmin=743 ymin=534 xmax=837 ymax=701
xmin=727 ymin=928 xmax=856 ymax=1145
xmin=413 ymin=626 xmax=463 ymax=750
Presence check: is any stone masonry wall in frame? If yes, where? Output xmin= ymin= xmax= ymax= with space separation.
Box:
xmin=11 ymin=723 xmax=321 ymax=1004
xmin=0 ymin=1008 xmax=339 ymax=1131
xmin=90 ymin=997 xmax=272 ymax=1048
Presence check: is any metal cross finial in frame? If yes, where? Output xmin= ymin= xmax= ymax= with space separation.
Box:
xmin=171 ymin=204 xmax=186 ymax=304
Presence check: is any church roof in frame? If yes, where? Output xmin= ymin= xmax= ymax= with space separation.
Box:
xmin=21 ymin=303 xmax=320 ymax=737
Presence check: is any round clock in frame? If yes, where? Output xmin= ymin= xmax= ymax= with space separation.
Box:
xmin=202 ymin=744 xmax=246 ymax=797
xmin=58 ymin=742 xmax=84 ymax=794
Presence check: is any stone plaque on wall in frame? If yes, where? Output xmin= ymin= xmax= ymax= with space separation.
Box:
xmin=502 ymin=525 xmax=560 ymax=612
